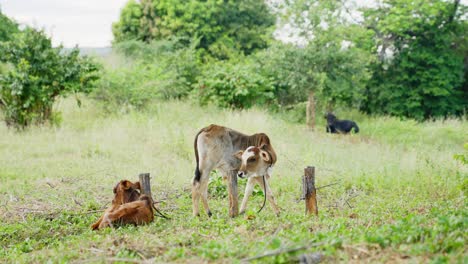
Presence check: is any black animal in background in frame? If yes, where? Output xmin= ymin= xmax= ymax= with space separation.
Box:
xmin=325 ymin=113 xmax=359 ymax=134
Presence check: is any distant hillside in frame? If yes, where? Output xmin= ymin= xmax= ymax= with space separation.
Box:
xmin=62 ymin=47 xmax=112 ymax=57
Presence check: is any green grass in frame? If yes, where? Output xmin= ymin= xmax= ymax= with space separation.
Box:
xmin=0 ymin=98 xmax=467 ymax=263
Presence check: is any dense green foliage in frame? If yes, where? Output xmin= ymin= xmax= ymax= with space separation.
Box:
xmin=283 ymin=0 xmax=467 ymax=120
xmin=0 ymin=27 xmax=100 ymax=128
xmin=105 ymin=0 xmax=468 ymax=121
xmin=0 ymin=11 xmax=19 ymax=76
xmin=0 ymin=10 xmax=18 ymax=42
xmin=196 ymin=58 xmax=275 ymax=108
xmin=255 ymin=41 xmax=372 ymax=109
xmin=361 ymin=0 xmax=467 ymax=120
xmin=112 ymin=0 xmax=275 ymax=59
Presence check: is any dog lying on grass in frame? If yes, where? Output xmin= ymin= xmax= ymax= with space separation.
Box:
xmin=91 ymin=180 xmax=154 ymax=230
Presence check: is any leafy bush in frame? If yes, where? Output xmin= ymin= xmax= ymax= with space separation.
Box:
xmin=0 ymin=27 xmax=100 ymax=128
xmin=195 ymin=59 xmax=275 ymax=109
xmin=91 ymin=66 xmax=156 ymax=113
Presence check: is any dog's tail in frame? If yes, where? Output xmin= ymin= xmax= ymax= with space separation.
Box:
xmin=353 ymin=122 xmax=360 ymax=133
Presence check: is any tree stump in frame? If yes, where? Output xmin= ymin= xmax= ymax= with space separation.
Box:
xmin=139 ymin=173 xmax=152 ymax=198
xmin=228 ymin=170 xmax=239 ymax=217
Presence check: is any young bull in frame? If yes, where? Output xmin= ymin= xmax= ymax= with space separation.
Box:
xmin=192 ymin=124 xmax=280 ymax=217
xmin=325 ymin=113 xmax=359 ymax=134
xmin=91 ymin=180 xmax=147 ymax=230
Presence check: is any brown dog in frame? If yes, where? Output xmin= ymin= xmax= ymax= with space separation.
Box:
xmin=91 ymin=180 xmax=153 ymax=230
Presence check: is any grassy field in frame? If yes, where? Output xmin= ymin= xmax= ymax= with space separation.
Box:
xmin=0 ymin=98 xmax=466 ymax=263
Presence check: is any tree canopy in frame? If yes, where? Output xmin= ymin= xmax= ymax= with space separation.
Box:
xmin=281 ymin=0 xmax=467 ymax=120
xmin=112 ymin=0 xmax=275 ymax=59
xmin=361 ymin=0 xmax=467 ymax=120
xmin=0 ymin=9 xmax=18 ymax=42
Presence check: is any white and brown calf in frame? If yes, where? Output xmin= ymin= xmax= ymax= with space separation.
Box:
xmin=192 ymin=124 xmax=280 ymax=217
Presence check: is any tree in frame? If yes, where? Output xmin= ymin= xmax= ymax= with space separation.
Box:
xmin=274 ymin=0 xmax=373 ymax=128
xmin=0 ymin=9 xmax=19 ymax=42
xmin=361 ymin=0 xmax=467 ymax=120
xmin=112 ymin=0 xmax=275 ymax=59
xmin=0 ymin=27 xmax=101 ymax=128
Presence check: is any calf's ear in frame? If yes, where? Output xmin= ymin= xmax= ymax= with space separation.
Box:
xmin=233 ymin=150 xmax=244 ymax=160
xmin=122 ymin=180 xmax=133 ymax=190
xmin=260 ymin=150 xmax=270 ymax=162
xmin=133 ymin=181 xmax=141 ymax=190
xmin=113 ymin=180 xmax=123 ymax=193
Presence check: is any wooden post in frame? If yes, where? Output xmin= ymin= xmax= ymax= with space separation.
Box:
xmin=306 ymin=91 xmax=315 ymax=130
xmin=303 ymin=166 xmax=318 ymax=216
xmin=228 ymin=171 xmax=239 ymax=217
xmin=139 ymin=173 xmax=152 ymax=198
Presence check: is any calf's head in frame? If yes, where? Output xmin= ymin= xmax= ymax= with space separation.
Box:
xmin=234 ymin=145 xmax=272 ymax=179
xmin=112 ymin=180 xmax=141 ymax=206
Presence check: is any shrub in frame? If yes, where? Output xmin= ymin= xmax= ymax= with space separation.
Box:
xmin=195 ymin=59 xmax=275 ymax=109
xmin=92 ymin=40 xmax=201 ymax=112
xmin=0 ymin=27 xmax=100 ymax=128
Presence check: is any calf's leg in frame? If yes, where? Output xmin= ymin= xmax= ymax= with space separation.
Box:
xmin=239 ymin=177 xmax=256 ymax=214
xmin=192 ymin=160 xmax=214 ymax=217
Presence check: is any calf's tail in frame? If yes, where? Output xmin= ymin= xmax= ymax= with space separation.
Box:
xmin=193 ymin=129 xmax=203 ymax=184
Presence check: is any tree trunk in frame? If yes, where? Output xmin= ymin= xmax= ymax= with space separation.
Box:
xmin=306 ymin=91 xmax=315 ymax=130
